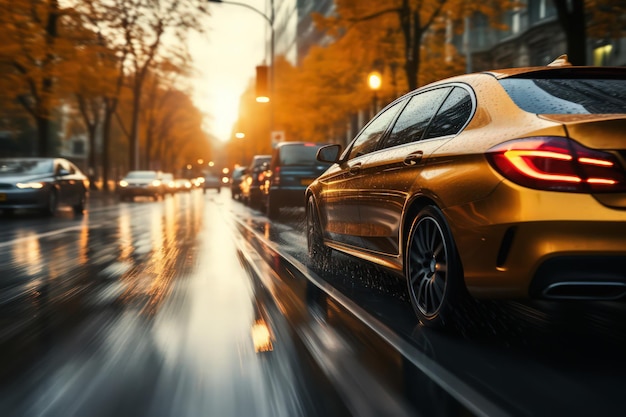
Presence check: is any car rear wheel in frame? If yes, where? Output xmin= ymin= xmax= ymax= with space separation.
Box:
xmin=405 ymin=206 xmax=465 ymax=329
xmin=307 ymin=196 xmax=331 ymax=268
xmin=73 ymin=191 xmax=86 ymax=214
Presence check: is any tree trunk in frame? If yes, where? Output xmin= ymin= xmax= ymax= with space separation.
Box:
xmin=102 ymin=106 xmax=114 ymax=192
xmin=553 ymin=0 xmax=587 ymax=65
xmin=36 ymin=116 xmax=50 ymax=157
xmin=129 ymin=80 xmax=141 ymax=170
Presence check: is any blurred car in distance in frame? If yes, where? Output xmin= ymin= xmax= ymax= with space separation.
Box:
xmin=202 ymin=173 xmax=221 ymax=194
xmin=118 ymin=170 xmax=164 ymax=201
xmin=0 ymin=157 xmax=89 ymax=216
xmin=161 ymin=173 xmax=176 ymax=195
xmin=174 ymin=178 xmax=193 ymax=192
xmin=230 ymin=166 xmax=246 ymax=200
xmin=240 ymin=155 xmax=271 ymax=208
xmin=306 ymin=56 xmax=626 ymax=329
xmin=261 ymin=142 xmax=333 ymax=218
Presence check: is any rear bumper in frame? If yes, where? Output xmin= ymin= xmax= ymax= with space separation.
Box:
xmin=446 ymin=182 xmax=626 ymax=299
xmin=267 ymin=187 xmax=307 ymax=207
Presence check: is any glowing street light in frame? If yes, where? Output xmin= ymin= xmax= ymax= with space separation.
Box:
xmin=368 ymin=71 xmax=382 ymax=114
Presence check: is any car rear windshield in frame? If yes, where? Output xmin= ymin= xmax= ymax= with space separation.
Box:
xmin=499 ymin=78 xmax=626 ymax=114
xmin=278 ymin=144 xmax=325 ymax=166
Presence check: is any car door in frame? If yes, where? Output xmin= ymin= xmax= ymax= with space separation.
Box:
xmin=317 ymin=100 xmax=405 ymax=248
xmin=357 ymin=85 xmax=475 ymax=257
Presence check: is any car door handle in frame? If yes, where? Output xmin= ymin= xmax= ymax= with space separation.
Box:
xmin=404 ymin=152 xmax=424 ymax=166
xmin=348 ymin=163 xmax=362 ymax=175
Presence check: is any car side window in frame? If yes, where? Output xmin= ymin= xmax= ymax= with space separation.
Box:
xmin=424 ymin=87 xmax=473 ymax=139
xmin=347 ymin=101 xmax=404 ymax=160
xmin=382 ymin=88 xmax=450 ymax=149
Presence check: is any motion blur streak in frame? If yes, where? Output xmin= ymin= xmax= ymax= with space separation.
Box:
xmin=0 ymin=194 xmax=307 ymax=417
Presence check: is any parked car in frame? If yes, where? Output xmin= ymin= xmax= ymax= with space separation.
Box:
xmin=161 ymin=173 xmax=176 ymax=195
xmin=230 ymin=166 xmax=246 ymax=200
xmin=0 ymin=157 xmax=89 ymax=216
xmin=240 ymin=155 xmax=271 ymax=208
xmin=306 ymin=56 xmax=626 ymax=329
xmin=118 ymin=170 xmax=164 ymax=201
xmin=260 ymin=142 xmax=333 ymax=218
xmin=202 ymin=173 xmax=221 ymax=194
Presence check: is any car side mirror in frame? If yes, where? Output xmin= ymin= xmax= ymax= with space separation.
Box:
xmin=316 ymin=144 xmax=342 ymax=163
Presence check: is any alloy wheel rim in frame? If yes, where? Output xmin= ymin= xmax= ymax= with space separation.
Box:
xmin=409 ymin=217 xmax=448 ymax=317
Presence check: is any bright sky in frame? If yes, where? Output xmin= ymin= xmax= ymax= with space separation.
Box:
xmin=188 ymin=1 xmax=268 ymax=143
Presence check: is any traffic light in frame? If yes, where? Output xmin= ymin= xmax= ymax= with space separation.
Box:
xmin=255 ymin=65 xmax=269 ymax=103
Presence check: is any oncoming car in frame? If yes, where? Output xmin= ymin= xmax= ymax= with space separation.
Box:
xmin=118 ymin=170 xmax=164 ymax=201
xmin=305 ymin=56 xmax=626 ymax=328
xmin=0 ymin=157 xmax=89 ymax=216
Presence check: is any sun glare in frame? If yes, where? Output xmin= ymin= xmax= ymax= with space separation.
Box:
xmin=196 ymin=88 xmax=241 ymax=142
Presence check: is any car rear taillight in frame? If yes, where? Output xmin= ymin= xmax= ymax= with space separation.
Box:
xmin=486 ymin=137 xmax=626 ymax=193
xmin=273 ymin=166 xmax=281 ymax=185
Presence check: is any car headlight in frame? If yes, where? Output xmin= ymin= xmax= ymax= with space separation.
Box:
xmin=151 ymin=180 xmax=162 ymax=187
xmin=119 ymin=180 xmax=128 ymax=187
xmin=17 ymin=182 xmax=44 ymax=189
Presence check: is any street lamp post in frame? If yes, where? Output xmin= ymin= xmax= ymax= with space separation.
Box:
xmin=368 ymin=71 xmax=382 ymax=116
xmin=207 ymin=0 xmax=275 ymax=103
xmin=235 ymin=132 xmax=246 ymax=165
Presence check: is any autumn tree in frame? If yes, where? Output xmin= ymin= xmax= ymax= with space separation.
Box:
xmin=0 ymin=0 xmax=77 ymax=156
xmin=315 ymin=0 xmax=512 ymax=91
xmin=74 ymin=0 xmax=209 ymax=173
xmin=139 ymin=68 xmax=211 ymax=173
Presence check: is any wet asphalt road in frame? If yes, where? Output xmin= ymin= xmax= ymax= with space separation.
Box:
xmin=0 ymin=189 xmax=625 ymax=416
xmin=0 ymin=190 xmax=349 ymax=417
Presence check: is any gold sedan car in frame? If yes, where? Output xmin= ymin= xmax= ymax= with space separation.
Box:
xmin=306 ymin=56 xmax=626 ymax=328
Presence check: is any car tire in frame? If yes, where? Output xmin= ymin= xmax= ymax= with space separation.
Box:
xmin=307 ymin=196 xmax=331 ymax=269
xmin=266 ymin=193 xmax=280 ymax=219
xmin=73 ymin=190 xmax=86 ymax=214
xmin=42 ymin=189 xmax=58 ymax=216
xmin=405 ymin=206 xmax=466 ymax=329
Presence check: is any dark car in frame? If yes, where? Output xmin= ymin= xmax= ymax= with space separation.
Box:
xmin=306 ymin=57 xmax=626 ymax=329
xmin=0 ymin=157 xmax=89 ymax=216
xmin=240 ymin=155 xmax=271 ymax=208
xmin=230 ymin=166 xmax=246 ymax=200
xmin=202 ymin=173 xmax=221 ymax=194
xmin=260 ymin=142 xmax=333 ymax=218
xmin=118 ymin=170 xmax=165 ymax=201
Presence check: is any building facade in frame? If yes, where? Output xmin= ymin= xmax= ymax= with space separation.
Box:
xmin=462 ymin=0 xmax=626 ymax=71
